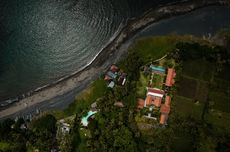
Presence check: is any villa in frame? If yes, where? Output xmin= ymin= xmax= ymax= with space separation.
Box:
xmin=137 ymin=65 xmax=176 ymax=126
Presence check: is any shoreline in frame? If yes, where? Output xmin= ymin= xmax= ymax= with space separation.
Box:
xmin=0 ymin=0 xmax=228 ymax=119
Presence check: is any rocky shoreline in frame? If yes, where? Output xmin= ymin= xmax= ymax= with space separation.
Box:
xmin=0 ymin=0 xmax=228 ymax=119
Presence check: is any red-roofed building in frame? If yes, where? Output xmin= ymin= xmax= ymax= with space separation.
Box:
xmin=144 ymin=87 xmax=164 ymax=107
xmin=145 ymin=95 xmax=153 ymax=106
xmin=144 ymin=96 xmax=162 ymax=107
xmin=159 ymin=114 xmax=168 ymax=125
xmin=165 ymin=68 xmax=176 ymax=87
xmin=137 ymin=99 xmax=145 ymax=109
xmin=160 ymin=104 xmax=170 ymax=114
xmin=110 ymin=65 xmax=119 ymax=73
xmin=104 ymin=75 xmax=112 ymax=81
xmin=147 ymin=87 xmax=164 ymax=98
xmin=153 ymin=97 xmax=162 ymax=107
xmin=165 ymin=96 xmax=171 ymax=107
xmin=159 ymin=96 xmax=171 ymax=125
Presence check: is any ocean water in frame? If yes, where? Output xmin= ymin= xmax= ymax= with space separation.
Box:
xmin=0 ymin=0 xmax=173 ymax=100
xmin=136 ymin=6 xmax=230 ymax=37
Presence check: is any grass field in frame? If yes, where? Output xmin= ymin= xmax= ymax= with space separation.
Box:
xmin=177 ymin=76 xmax=197 ymax=99
xmin=129 ymin=36 xmax=176 ymax=63
xmin=128 ymin=35 xmax=199 ymax=64
xmin=174 ymin=96 xmax=204 ymax=120
xmin=209 ymin=92 xmax=230 ymax=113
xmin=151 ymin=73 xmax=164 ymax=89
xmin=136 ymin=72 xmax=149 ymax=98
xmin=212 ymin=78 xmax=230 ymax=93
xmin=177 ymin=75 xmax=210 ymax=103
xmin=182 ymin=59 xmax=215 ymax=81
xmin=174 ymin=46 xmax=230 ymax=130
xmin=205 ymin=110 xmax=230 ymax=129
xmin=195 ymin=81 xmax=209 ymax=102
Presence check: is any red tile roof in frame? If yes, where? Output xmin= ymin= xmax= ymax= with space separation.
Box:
xmin=165 ymin=96 xmax=171 ymax=107
xmin=147 ymin=88 xmax=164 ymax=95
xmin=104 ymin=75 xmax=112 ymax=81
xmin=137 ymin=99 xmax=145 ymax=109
xmin=153 ymin=97 xmax=162 ymax=107
xmin=145 ymin=95 xmax=153 ymax=106
xmin=110 ymin=65 xmax=119 ymax=73
xmin=165 ymin=68 xmax=176 ymax=87
xmin=159 ymin=114 xmax=168 ymax=125
xmin=160 ymin=104 xmax=170 ymax=114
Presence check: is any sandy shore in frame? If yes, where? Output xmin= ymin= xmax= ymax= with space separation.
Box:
xmin=0 ymin=0 xmax=228 ymax=119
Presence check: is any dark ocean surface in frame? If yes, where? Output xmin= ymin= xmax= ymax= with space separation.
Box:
xmin=0 ymin=0 xmax=175 ymax=100
xmin=136 ymin=6 xmax=230 ymax=37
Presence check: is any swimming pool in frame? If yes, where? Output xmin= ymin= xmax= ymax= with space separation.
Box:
xmin=81 ymin=110 xmax=97 ymax=126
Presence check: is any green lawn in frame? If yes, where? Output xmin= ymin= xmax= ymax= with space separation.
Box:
xmin=136 ymin=72 xmax=149 ymax=98
xmin=128 ymin=35 xmax=210 ymax=64
xmin=79 ymin=128 xmax=91 ymax=139
xmin=151 ymin=73 xmax=164 ymax=89
xmin=129 ymin=36 xmax=178 ymax=63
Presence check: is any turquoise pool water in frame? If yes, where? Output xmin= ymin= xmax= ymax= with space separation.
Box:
xmin=81 ymin=110 xmax=97 ymax=126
